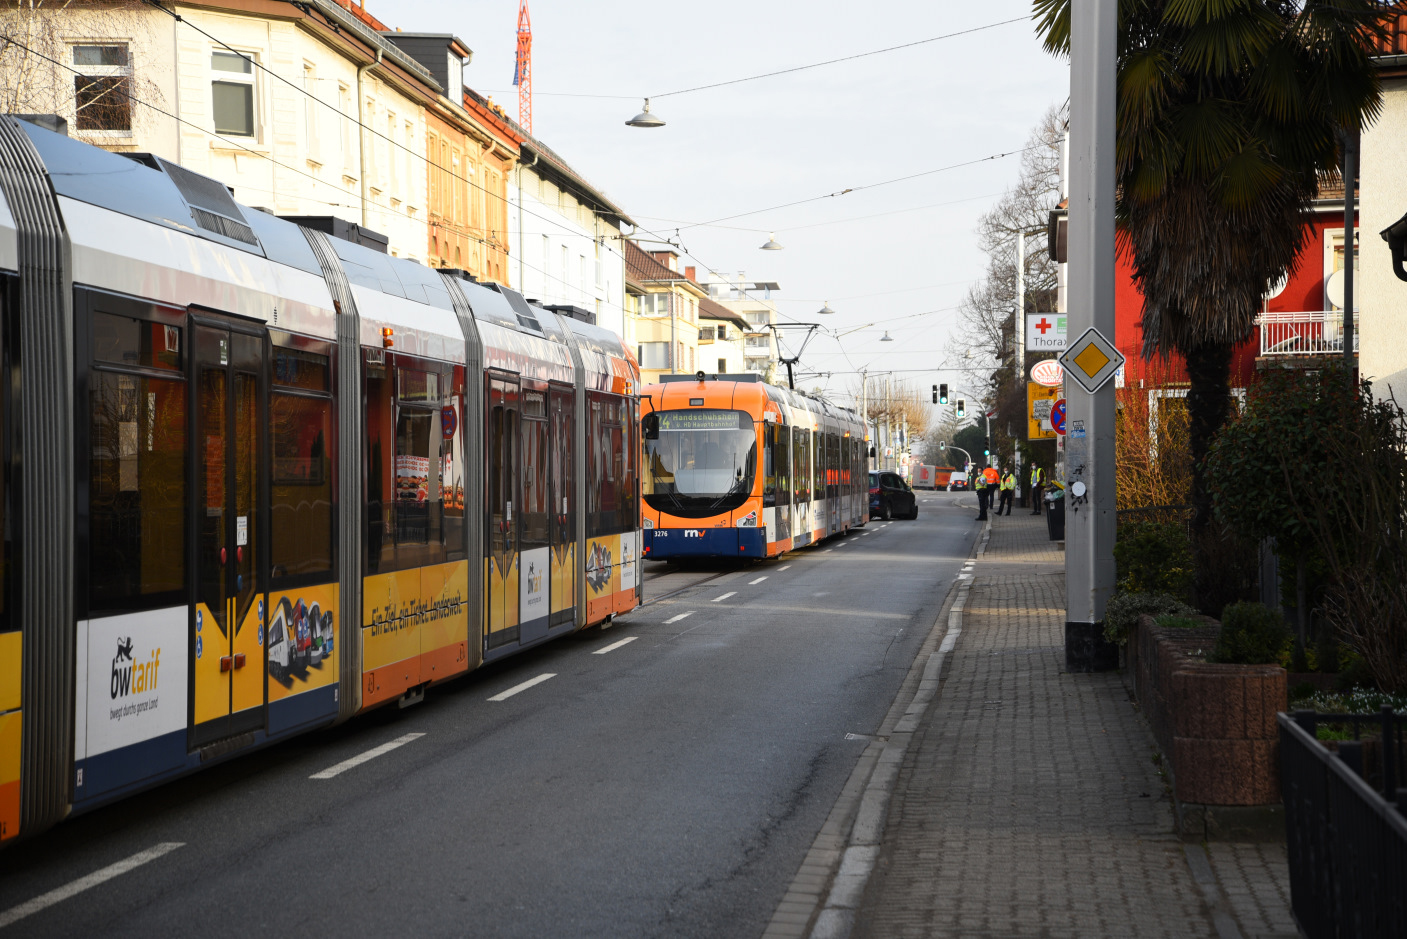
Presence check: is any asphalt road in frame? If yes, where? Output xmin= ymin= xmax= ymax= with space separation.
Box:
xmin=0 ymin=491 xmax=979 ymax=938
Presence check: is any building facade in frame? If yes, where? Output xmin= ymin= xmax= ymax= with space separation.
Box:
xmin=701 ymin=273 xmax=781 ymax=380
xmin=624 ymin=242 xmax=707 ymax=385
xmin=698 ymin=297 xmax=750 ymax=375
xmin=1361 ymin=15 xmax=1407 ymax=390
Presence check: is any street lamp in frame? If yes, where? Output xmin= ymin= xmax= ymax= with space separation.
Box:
xmin=760 ymin=233 xmax=784 ymax=250
xmin=880 ymin=331 xmax=893 ymax=342
xmin=817 ymin=301 xmax=835 ymax=315
xmin=626 ymin=98 xmax=665 ymax=128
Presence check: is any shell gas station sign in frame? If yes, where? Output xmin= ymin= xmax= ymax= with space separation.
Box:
xmin=1027 ymin=360 xmax=1062 ymax=440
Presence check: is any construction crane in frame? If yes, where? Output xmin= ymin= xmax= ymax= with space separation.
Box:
xmin=513 ymin=0 xmax=532 ymax=133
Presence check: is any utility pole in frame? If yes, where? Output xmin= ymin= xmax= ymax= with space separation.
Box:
xmin=861 ymin=370 xmax=870 ymax=471
xmin=1016 ymin=231 xmax=1027 ymax=388
xmin=1065 ymin=0 xmax=1119 ymax=671
xmin=885 ymin=376 xmax=892 ymax=471
xmin=669 ymin=292 xmax=677 ymax=376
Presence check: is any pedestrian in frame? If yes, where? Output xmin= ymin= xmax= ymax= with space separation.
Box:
xmin=998 ymin=467 xmax=1015 ymax=516
xmin=975 ymin=465 xmax=989 ymax=520
xmin=1029 ymin=463 xmax=1045 ymax=515
xmin=977 ymin=464 xmax=999 ymax=521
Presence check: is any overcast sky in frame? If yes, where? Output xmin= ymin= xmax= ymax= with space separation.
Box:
xmin=390 ymin=0 xmax=1069 ymax=406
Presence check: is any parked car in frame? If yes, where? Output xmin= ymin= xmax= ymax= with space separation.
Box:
xmin=869 ymin=471 xmax=918 ymax=520
xmin=949 ymin=471 xmax=968 ymax=491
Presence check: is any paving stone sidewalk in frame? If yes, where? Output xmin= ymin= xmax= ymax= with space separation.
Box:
xmin=848 ymin=511 xmax=1298 ymax=939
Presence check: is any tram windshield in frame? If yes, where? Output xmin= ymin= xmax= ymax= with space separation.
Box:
xmin=643 ymin=409 xmax=757 ymax=518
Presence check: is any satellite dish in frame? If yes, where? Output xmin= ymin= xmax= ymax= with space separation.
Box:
xmin=1264 ymin=271 xmax=1288 ymax=301
xmin=1325 ymin=268 xmax=1357 ymax=311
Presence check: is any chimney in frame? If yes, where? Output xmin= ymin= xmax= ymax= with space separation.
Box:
xmin=685 ymin=266 xmax=696 ymax=282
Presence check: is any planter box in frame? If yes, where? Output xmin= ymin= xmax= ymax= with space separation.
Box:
xmin=1125 ymin=613 xmax=1286 ymax=838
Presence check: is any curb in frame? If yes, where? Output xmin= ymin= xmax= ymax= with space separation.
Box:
xmin=761 ymin=519 xmax=991 ymax=939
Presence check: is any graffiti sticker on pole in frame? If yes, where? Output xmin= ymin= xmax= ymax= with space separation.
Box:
xmin=1051 ymin=399 xmax=1067 ymax=436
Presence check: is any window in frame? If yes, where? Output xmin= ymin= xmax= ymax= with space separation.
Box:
xmin=87 ymin=306 xmax=187 ymax=612
xmin=638 ymin=342 xmax=669 ymax=370
xmin=718 ymin=358 xmax=727 ymax=374
xmin=364 ymin=352 xmax=463 ymax=574
xmin=212 ymin=50 xmax=256 ymax=137
xmin=642 ymin=408 xmax=755 ymax=519
xmin=792 ymin=425 xmax=809 ymax=502
xmin=640 ymin=294 xmax=670 ymax=316
xmin=72 ymin=44 xmax=132 ymax=133
xmin=270 ymin=337 xmax=334 ymax=582
xmin=302 ymin=63 xmax=318 ymax=160
xmin=579 ymin=255 xmax=586 ymax=301
xmin=339 ymin=83 xmax=353 ymax=170
xmin=587 ymin=393 xmax=635 ymax=536
xmin=699 ymin=327 xmax=713 ymax=342
xmin=764 ymin=424 xmax=790 ymax=507
xmin=521 ymin=388 xmax=549 ymax=548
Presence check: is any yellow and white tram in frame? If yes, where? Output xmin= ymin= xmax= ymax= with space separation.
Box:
xmin=0 ymin=117 xmax=640 ymax=842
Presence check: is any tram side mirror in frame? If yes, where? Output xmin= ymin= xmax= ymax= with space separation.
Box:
xmin=696 ymin=370 xmax=706 ymax=381
xmin=643 ymin=414 xmax=659 ymax=440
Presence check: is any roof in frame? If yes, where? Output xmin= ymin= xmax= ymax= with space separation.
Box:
xmin=698 ymin=296 xmax=749 ymax=331
xmin=624 ymin=240 xmax=686 ymax=285
xmin=462 ymin=89 xmax=634 ymax=228
xmin=385 ymin=32 xmax=472 ymax=60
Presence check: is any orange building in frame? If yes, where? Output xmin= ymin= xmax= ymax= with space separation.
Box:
xmin=424 ymin=99 xmax=517 ymax=282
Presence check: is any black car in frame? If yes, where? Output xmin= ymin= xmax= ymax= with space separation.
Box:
xmin=869 ymin=471 xmax=918 ymax=520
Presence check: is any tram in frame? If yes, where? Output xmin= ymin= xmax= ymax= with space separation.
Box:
xmin=640 ymin=373 xmax=867 ymax=559
xmin=0 ymin=117 xmax=640 ymax=843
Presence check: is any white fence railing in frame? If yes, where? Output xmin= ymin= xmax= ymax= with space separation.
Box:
xmin=1257 ymin=311 xmax=1359 ymax=357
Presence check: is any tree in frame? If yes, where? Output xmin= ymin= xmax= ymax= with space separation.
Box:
xmin=1034 ymin=0 xmax=1384 ymax=597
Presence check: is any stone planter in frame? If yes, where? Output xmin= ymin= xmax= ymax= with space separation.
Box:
xmin=1125 ymin=613 xmax=1287 ymax=841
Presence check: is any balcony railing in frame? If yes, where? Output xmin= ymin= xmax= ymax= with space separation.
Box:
xmin=1257 ymin=311 xmax=1359 ymax=357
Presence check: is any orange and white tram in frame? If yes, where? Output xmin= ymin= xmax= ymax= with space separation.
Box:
xmin=640 ymin=373 xmax=867 ymax=560
xmin=0 ymin=117 xmax=639 ymax=843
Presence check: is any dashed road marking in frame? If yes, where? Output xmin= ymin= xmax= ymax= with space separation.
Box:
xmin=487 ymin=673 xmax=557 ymax=702
xmin=0 ymin=842 xmax=186 ymax=929
xmin=593 ymin=636 xmax=637 ymax=655
xmin=664 ymin=611 xmax=694 ymax=624
xmin=712 ymin=592 xmax=736 ymax=602
xmin=749 ymin=576 xmax=768 ymax=585
xmin=310 ymin=732 xmax=426 ymax=778
xmin=777 ymin=565 xmax=791 ymax=572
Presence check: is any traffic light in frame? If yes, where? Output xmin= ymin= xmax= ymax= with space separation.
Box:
xmin=939 ymin=383 xmax=949 ymax=405
xmin=931 ymin=384 xmax=938 ymax=404
xmin=956 ymin=398 xmax=966 ymax=418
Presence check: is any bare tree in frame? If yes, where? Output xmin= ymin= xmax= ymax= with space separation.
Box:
xmin=0 ymin=2 xmax=165 ymax=137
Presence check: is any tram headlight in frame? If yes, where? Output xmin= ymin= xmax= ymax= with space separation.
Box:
xmin=736 ymin=511 xmax=757 ymax=528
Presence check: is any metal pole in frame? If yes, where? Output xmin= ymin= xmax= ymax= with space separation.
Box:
xmin=885 ymin=376 xmax=892 ymax=471
xmin=1065 ymin=0 xmax=1119 ymax=671
xmin=1016 ymin=231 xmax=1026 ymax=386
xmin=1344 ymin=127 xmax=1357 ymax=375
xmin=861 ymin=370 xmax=869 ymax=471
xmin=669 ymin=292 xmax=676 ymax=375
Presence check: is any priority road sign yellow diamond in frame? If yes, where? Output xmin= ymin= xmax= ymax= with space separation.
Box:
xmin=1057 ymin=327 xmax=1126 ymax=394
xmin=1073 ymin=343 xmax=1110 ymax=378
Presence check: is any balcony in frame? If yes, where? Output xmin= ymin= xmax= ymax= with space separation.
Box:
xmin=1256 ymin=311 xmax=1359 ymax=361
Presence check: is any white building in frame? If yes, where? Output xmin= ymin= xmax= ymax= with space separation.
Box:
xmin=701 ymin=272 xmax=781 ymax=380
xmin=506 ymin=132 xmax=630 ymax=339
xmin=1360 ymin=50 xmax=1407 ymax=391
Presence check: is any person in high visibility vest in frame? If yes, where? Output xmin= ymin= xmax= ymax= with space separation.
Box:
xmin=1029 ymin=463 xmax=1046 ymax=516
xmin=977 ymin=464 xmax=1000 ymax=521
xmin=998 ymin=468 xmax=1016 ymax=516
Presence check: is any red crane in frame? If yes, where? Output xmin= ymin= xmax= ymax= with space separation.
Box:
xmin=513 ymin=0 xmax=532 ymax=133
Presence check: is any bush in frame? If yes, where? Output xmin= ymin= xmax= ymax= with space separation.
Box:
xmin=1210 ymin=601 xmax=1291 ymax=665
xmin=1114 ymin=520 xmax=1194 ymax=600
xmin=1104 ymin=591 xmax=1196 ymax=646
xmin=1155 ymin=614 xmax=1204 ymax=630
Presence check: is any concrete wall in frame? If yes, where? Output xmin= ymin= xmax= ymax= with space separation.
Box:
xmin=1360 ymin=77 xmax=1407 ymax=384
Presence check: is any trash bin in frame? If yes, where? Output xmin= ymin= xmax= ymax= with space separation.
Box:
xmin=1045 ymin=490 xmax=1065 ymax=541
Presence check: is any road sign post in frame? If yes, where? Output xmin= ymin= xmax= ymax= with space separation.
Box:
xmin=1064 ymin=0 xmax=1119 ymax=672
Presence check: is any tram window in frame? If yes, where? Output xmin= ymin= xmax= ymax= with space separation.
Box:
xmin=88 ymin=370 xmax=187 ymax=610
xmin=792 ymin=426 xmax=808 ymax=503
xmin=812 ymin=430 xmax=823 ymax=497
xmin=521 ymin=388 xmax=549 ymax=549
xmin=269 ymin=354 xmax=333 ymax=581
xmin=623 ymin=398 xmax=638 ymax=529
xmin=587 ymin=393 xmax=626 ymax=537
xmin=444 ymin=367 xmax=465 ymax=557
xmin=364 ymin=351 xmax=453 ymax=574
xmin=763 ymin=425 xmax=776 ymax=507
xmin=93 ymin=311 xmax=181 ymax=372
xmin=763 ymin=424 xmax=790 ymax=507
xmin=550 ymin=388 xmax=573 ymax=538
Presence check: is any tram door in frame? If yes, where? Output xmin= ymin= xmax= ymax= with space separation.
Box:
xmin=548 ymin=385 xmax=575 ymax=627
xmin=191 ymin=320 xmax=266 ymax=747
xmin=485 ymin=375 xmax=520 ymax=649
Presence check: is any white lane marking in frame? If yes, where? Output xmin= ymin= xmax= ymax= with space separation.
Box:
xmin=310 ymin=732 xmax=426 ymax=778
xmin=712 ymin=592 xmax=737 ymax=602
xmin=594 ymin=636 xmax=637 ymax=655
xmin=0 ymin=842 xmax=185 ymax=929
xmin=749 ymin=576 xmax=768 ymax=585
xmin=777 ymin=565 xmax=791 ymax=572
xmin=664 ymin=612 xmax=694 ymax=624
xmin=486 ymin=673 xmax=557 ymax=702
xmin=822 ymin=549 xmax=833 ymax=554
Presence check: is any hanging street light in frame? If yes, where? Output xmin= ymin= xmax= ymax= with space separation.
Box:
xmin=626 ymin=98 xmax=665 ymax=128
xmin=880 ymin=331 xmax=894 ymax=341
xmin=760 ymin=233 xmax=784 ymax=250
xmin=817 ymin=301 xmax=835 ymax=315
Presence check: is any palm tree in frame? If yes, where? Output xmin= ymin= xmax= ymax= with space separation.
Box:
xmin=1033 ymin=0 xmax=1384 ymax=604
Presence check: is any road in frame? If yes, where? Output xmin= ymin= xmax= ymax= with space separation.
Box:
xmin=0 ymin=491 xmax=979 ymax=938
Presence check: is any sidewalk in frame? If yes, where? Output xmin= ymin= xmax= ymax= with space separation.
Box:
xmin=846 ymin=511 xmax=1299 ymax=939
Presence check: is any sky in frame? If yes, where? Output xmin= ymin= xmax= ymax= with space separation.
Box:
xmin=387 ymin=0 xmax=1069 ymax=409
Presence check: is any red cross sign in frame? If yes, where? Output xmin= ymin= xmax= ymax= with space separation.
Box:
xmin=1034 ymin=317 xmax=1053 ymax=335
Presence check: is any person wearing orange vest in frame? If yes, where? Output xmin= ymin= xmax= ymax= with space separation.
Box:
xmin=976 ymin=464 xmax=1000 ymax=521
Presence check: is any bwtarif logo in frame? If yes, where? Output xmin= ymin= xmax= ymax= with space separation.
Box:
xmin=111 ymin=637 xmax=161 ymax=700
